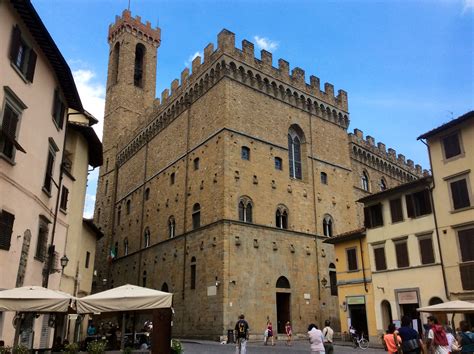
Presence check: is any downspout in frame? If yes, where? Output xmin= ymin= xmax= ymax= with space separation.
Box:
xmin=44 ymin=111 xmax=83 ymax=288
xmin=359 ymin=236 xmax=368 ymax=292
xmin=420 ymin=139 xmax=450 ymax=300
xmin=181 ymin=103 xmax=192 ymax=300
xmin=136 ymin=140 xmax=149 ymax=285
xmin=307 ymin=108 xmax=322 ymax=303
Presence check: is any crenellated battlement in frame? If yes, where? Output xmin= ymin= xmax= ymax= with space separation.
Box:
xmin=349 ymin=128 xmax=427 ymax=179
xmin=108 ymin=9 xmax=161 ymax=46
xmin=116 ymin=28 xmax=351 ymax=165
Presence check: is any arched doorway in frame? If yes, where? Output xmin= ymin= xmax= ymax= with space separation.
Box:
xmin=381 ymin=300 xmax=393 ymax=330
xmin=276 ymin=276 xmax=291 ymax=334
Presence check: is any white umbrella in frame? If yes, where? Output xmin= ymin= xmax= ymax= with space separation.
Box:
xmin=0 ymin=285 xmax=75 ymax=312
xmin=76 ymin=284 xmax=172 ymax=314
xmin=417 ymin=300 xmax=474 ymax=313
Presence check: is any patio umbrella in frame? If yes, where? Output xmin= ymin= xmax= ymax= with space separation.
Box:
xmin=417 ymin=300 xmax=474 ymax=313
xmin=0 ymin=285 xmax=75 ymax=312
xmin=76 ymin=284 xmax=172 ymax=314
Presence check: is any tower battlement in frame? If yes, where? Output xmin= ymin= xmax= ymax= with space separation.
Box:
xmin=349 ymin=128 xmax=427 ymax=177
xmin=108 ymin=9 xmax=161 ymax=47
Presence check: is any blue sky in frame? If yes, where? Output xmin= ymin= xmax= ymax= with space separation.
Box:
xmin=31 ymin=0 xmax=473 ymax=218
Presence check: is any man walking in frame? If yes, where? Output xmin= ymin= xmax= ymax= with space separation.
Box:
xmin=323 ymin=320 xmax=334 ymax=354
xmin=426 ymin=315 xmax=449 ymax=354
xmin=235 ymin=314 xmax=250 ymax=354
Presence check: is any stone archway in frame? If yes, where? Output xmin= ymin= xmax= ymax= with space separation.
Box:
xmin=276 ymin=276 xmax=291 ymax=334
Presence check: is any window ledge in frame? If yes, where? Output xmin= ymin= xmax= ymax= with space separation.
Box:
xmin=60 ymin=208 xmax=67 ymax=215
xmin=10 ymin=62 xmax=30 ymax=84
xmin=450 ymin=205 xmax=474 ymax=214
xmin=42 ymin=187 xmax=52 ymax=198
xmin=443 ymin=153 xmax=465 ymax=164
xmin=347 ymin=269 xmax=360 ymax=273
xmin=0 ymin=153 xmax=16 ymax=165
xmin=34 ymin=256 xmax=45 ymax=263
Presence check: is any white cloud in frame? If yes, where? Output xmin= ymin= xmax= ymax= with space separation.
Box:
xmin=463 ymin=0 xmax=474 ymax=12
xmin=71 ymin=69 xmax=105 ymax=140
xmin=253 ymin=36 xmax=279 ymax=52
xmin=83 ymin=164 xmax=99 ymax=219
xmin=185 ymin=51 xmax=202 ymax=68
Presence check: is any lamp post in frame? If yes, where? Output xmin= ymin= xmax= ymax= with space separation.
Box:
xmin=60 ymin=255 xmax=69 ymax=272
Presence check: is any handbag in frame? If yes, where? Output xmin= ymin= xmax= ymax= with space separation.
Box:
xmin=394 ymin=333 xmax=403 ymax=354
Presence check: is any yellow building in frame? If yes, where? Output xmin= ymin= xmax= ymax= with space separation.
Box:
xmin=418 ymin=111 xmax=474 ymax=327
xmin=358 ymin=177 xmax=448 ymax=336
xmin=324 ymin=229 xmax=377 ymax=342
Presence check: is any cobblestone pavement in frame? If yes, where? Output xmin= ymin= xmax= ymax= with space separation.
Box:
xmin=179 ymin=340 xmax=386 ymax=353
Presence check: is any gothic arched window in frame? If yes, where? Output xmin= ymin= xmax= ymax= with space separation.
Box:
xmin=238 ymin=197 xmax=253 ymax=223
xmin=361 ymin=171 xmax=370 ymax=191
xmin=323 ymin=215 xmax=334 ymax=237
xmin=192 ymin=203 xmax=201 ymax=229
xmin=111 ymin=42 xmax=120 ymax=85
xmin=144 ymin=227 xmax=150 ymax=248
xmin=190 ymin=256 xmax=197 ymax=290
xmin=329 ymin=263 xmax=338 ymax=296
xmin=134 ymin=44 xmax=145 ymax=87
xmin=380 ymin=178 xmax=387 ymax=191
xmin=168 ymin=216 xmax=176 ymax=238
xmin=288 ymin=127 xmax=303 ymax=179
xmin=275 ymin=205 xmax=289 ymax=229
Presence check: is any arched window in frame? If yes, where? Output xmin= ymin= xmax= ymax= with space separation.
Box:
xmin=192 ymin=203 xmax=201 ymax=229
xmin=124 ymin=238 xmax=129 ymax=256
xmin=134 ymin=44 xmax=145 ymax=87
xmin=144 ymin=228 xmax=150 ymax=248
xmin=190 ymin=256 xmax=196 ymax=290
xmin=111 ymin=42 xmax=120 ymax=84
xmin=238 ymin=197 xmax=253 ymax=223
xmin=380 ymin=178 xmax=387 ymax=191
xmin=276 ymin=276 xmax=291 ymax=288
xmin=381 ymin=300 xmax=393 ymax=330
xmin=161 ymin=282 xmax=169 ymax=292
xmin=126 ymin=199 xmax=131 ymax=214
xmin=170 ymin=172 xmax=175 ymax=185
xmin=117 ymin=206 xmax=121 ymax=225
xmin=145 ymin=187 xmax=150 ymax=200
xmin=323 ymin=215 xmax=333 ymax=237
xmin=275 ymin=205 xmax=288 ymax=229
xmin=142 ymin=270 xmax=147 ymax=287
xmin=320 ymin=172 xmax=328 ymax=185
xmin=361 ymin=171 xmax=370 ymax=191
xmin=193 ymin=157 xmax=200 ymax=170
xmin=288 ymin=127 xmax=303 ymax=179
xmin=241 ymin=146 xmax=250 ymax=160
xmin=168 ymin=216 xmax=176 ymax=238
xmin=329 ymin=263 xmax=337 ymax=296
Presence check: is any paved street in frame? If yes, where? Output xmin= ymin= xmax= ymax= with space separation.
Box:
xmin=179 ymin=340 xmax=386 ymax=353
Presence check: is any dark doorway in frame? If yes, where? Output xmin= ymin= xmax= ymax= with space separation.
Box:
xmin=349 ymin=304 xmax=368 ymax=337
xmin=401 ymin=303 xmax=422 ymax=331
xmin=276 ymin=293 xmax=290 ymax=334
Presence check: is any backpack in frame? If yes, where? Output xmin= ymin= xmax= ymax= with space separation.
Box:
xmin=432 ymin=325 xmax=448 ymax=346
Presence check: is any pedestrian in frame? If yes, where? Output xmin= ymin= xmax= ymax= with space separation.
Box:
xmin=285 ymin=321 xmax=293 ymax=346
xmin=384 ymin=323 xmax=402 ymax=354
xmin=308 ymin=323 xmax=325 ymax=354
xmin=426 ymin=315 xmax=449 ymax=354
xmin=323 ymin=320 xmax=334 ymax=354
xmin=264 ymin=320 xmax=275 ymax=346
xmin=87 ymin=322 xmax=97 ymax=336
xmin=235 ymin=314 xmax=250 ymax=354
xmin=398 ymin=315 xmax=422 ymax=354
xmin=457 ymin=320 xmax=474 ymax=353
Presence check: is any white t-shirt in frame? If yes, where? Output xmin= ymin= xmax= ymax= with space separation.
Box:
xmin=428 ymin=328 xmax=449 ymax=354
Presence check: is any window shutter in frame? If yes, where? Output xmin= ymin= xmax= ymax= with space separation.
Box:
xmin=246 ymin=203 xmax=252 ymax=223
xmin=406 ymin=194 xmax=415 ymax=218
xmin=9 ymin=26 xmax=21 ymax=62
xmin=58 ymin=101 xmax=65 ymax=128
xmin=26 ymin=49 xmax=37 ymax=82
xmin=374 ymin=247 xmax=387 ymax=270
xmin=363 ymin=207 xmax=371 ymax=228
xmin=422 ymin=190 xmax=432 ymax=214
xmin=451 ymin=179 xmax=470 ymax=210
xmin=238 ymin=202 xmax=244 ymax=221
xmin=52 ymin=89 xmax=60 ymax=120
xmin=419 ymin=238 xmax=435 ymax=264
xmin=396 ymin=242 xmax=409 ymax=268
xmin=0 ymin=211 xmax=15 ymax=250
xmin=458 ymin=228 xmax=474 ymax=262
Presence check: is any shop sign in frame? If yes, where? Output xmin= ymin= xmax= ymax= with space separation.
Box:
xmin=347 ymin=296 xmax=365 ymax=305
xmin=398 ymin=291 xmax=418 ymax=304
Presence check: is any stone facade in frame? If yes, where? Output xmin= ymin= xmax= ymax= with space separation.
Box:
xmin=94 ymin=10 xmax=423 ymax=339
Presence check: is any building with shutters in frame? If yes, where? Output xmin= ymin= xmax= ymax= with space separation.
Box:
xmin=0 ymin=0 xmax=102 ymax=346
xmin=418 ymin=111 xmax=474 ymax=327
xmin=93 ymin=9 xmax=424 ymax=339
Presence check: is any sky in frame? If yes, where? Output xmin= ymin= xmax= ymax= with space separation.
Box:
xmin=31 ymin=0 xmax=473 ymax=218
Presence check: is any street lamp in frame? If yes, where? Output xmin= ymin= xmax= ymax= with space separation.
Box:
xmin=60 ymin=255 xmax=69 ymax=270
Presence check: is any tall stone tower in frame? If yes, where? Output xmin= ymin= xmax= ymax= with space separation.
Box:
xmin=94 ymin=10 xmax=161 ymax=288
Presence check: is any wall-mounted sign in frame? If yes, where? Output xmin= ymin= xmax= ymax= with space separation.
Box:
xmin=304 ymin=293 xmax=311 ymax=300
xmin=347 ymin=296 xmax=365 ymax=305
xmin=397 ymin=291 xmax=418 ymax=304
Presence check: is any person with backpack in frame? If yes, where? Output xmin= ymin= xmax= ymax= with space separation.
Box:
xmin=427 ymin=316 xmax=449 ymax=354
xmin=384 ymin=323 xmax=402 ymax=354
xmin=322 ymin=320 xmax=334 ymax=354
xmin=398 ymin=315 xmax=423 ymax=354
xmin=235 ymin=314 xmax=250 ymax=354
xmin=457 ymin=320 xmax=474 ymax=353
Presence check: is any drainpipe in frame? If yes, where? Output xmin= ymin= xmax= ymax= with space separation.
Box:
xmin=359 ymin=237 xmax=368 ymax=293
xmin=419 ymin=139 xmax=450 ymax=300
